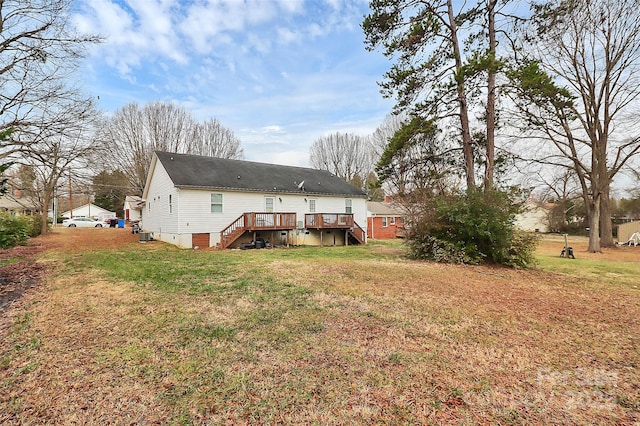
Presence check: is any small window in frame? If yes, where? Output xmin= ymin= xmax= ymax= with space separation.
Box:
xmin=169 ymin=194 xmax=173 ymax=214
xmin=211 ymin=193 xmax=223 ymax=213
xmin=265 ymin=196 xmax=274 ymax=213
xmin=345 ymin=199 xmax=352 ymax=214
xmin=382 ymin=217 xmax=388 ymax=227
xmin=309 ymin=199 xmax=316 ymax=213
xmin=390 ymin=216 xmax=396 ymax=225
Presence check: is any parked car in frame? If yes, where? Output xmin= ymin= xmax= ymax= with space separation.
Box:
xmin=62 ymin=217 xmax=109 ymax=228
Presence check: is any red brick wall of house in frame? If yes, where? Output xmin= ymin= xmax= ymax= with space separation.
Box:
xmin=367 ymin=216 xmax=403 ymax=239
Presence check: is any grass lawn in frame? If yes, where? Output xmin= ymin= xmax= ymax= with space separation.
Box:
xmin=1 ymin=229 xmax=638 ymax=424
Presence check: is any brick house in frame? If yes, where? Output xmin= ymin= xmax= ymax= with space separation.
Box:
xmin=366 ymin=200 xmax=405 ymax=239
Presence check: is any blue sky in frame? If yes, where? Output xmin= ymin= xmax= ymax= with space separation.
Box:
xmin=72 ymin=0 xmax=394 ymax=167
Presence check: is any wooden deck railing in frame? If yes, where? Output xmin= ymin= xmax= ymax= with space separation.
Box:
xmin=305 ymin=213 xmax=354 ymax=229
xmin=245 ymin=212 xmax=297 ymax=230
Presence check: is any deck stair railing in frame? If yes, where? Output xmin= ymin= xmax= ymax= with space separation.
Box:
xmin=347 ymin=221 xmax=366 ymax=245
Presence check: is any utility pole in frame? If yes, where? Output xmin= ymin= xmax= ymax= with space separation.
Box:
xmin=68 ymin=171 xmax=73 ymax=218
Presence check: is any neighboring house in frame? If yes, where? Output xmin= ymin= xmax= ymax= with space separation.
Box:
xmin=123 ymin=195 xmax=144 ymax=223
xmin=60 ymin=203 xmax=116 ymax=221
xmin=515 ymin=201 xmax=551 ymax=233
xmin=0 ymin=190 xmax=37 ymax=215
xmin=141 ymin=151 xmax=368 ymax=249
xmin=367 ymin=200 xmax=405 ymax=239
xmin=618 ymin=221 xmax=640 ymax=244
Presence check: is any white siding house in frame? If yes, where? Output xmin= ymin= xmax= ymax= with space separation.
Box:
xmin=123 ymin=196 xmax=144 ymax=222
xmin=514 ymin=201 xmax=551 ymax=233
xmin=60 ymin=203 xmax=116 ymax=221
xmin=141 ymin=152 xmax=368 ymax=249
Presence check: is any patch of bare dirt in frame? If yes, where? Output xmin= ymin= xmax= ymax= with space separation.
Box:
xmin=0 ymin=242 xmax=48 ymax=313
xmin=0 ymin=228 xmax=138 ymax=316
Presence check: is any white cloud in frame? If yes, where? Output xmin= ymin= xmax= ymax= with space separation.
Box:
xmin=276 ymin=27 xmax=300 ymax=45
xmin=74 ymin=0 xmax=395 ymax=168
xmin=180 ymin=0 xmax=284 ymax=54
xmin=261 ymin=125 xmax=285 ymax=134
xmin=74 ymin=0 xmax=187 ymax=74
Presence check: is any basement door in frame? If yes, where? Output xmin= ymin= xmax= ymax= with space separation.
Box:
xmin=192 ymin=233 xmax=210 ymax=249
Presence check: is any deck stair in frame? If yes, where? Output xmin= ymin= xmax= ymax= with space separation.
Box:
xmin=347 ymin=221 xmax=366 ymax=245
xmin=219 ymin=212 xmax=296 ymax=249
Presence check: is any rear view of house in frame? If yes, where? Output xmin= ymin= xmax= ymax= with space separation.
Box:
xmin=141 ymin=151 xmax=367 ymax=249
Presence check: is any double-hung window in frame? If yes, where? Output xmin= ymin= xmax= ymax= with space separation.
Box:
xmin=169 ymin=194 xmax=173 ymax=214
xmin=382 ymin=217 xmax=388 ymax=227
xmin=265 ymin=196 xmax=275 ymax=213
xmin=345 ymin=199 xmax=352 ymax=214
xmin=211 ymin=193 xmax=223 ymax=213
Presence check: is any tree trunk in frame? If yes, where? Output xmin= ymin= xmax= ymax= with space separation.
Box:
xmin=587 ymin=195 xmax=601 ymax=253
xmin=484 ymin=0 xmax=497 ymax=191
xmin=447 ymin=0 xmax=475 ymax=190
xmin=41 ymin=192 xmax=51 ymax=235
xmin=599 ymin=181 xmax=615 ymax=247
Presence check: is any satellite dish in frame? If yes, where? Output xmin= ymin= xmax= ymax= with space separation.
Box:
xmin=297 ymin=180 xmax=305 ymax=190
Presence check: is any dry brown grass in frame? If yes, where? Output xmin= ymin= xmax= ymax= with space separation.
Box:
xmin=1 ymin=229 xmax=638 ymax=425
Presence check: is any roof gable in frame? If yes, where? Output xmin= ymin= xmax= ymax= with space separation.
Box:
xmin=154 ymin=151 xmax=367 ymax=198
xmin=60 ymin=203 xmax=114 ymax=217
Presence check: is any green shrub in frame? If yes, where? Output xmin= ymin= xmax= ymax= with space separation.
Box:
xmin=406 ymin=190 xmax=539 ymax=268
xmin=27 ymin=215 xmax=43 ymax=237
xmin=0 ymin=212 xmax=31 ymax=248
xmin=407 ymin=235 xmax=475 ymax=264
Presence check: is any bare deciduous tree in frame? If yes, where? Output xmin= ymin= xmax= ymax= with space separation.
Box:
xmin=14 ymin=97 xmax=102 ymax=233
xmin=189 ymin=118 xmax=243 ymax=159
xmin=0 ymin=0 xmax=102 ymax=233
xmin=509 ymin=0 xmax=640 ymax=252
xmin=0 ymin=0 xmax=100 ymax=152
xmin=100 ymin=102 xmax=244 ymax=195
xmin=309 ymin=132 xmax=375 ymax=189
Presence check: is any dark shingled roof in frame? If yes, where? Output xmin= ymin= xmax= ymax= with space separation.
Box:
xmin=155 ymin=151 xmax=367 ymax=198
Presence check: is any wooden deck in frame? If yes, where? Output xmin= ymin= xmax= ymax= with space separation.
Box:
xmin=219 ymin=212 xmax=366 ymax=249
xmin=305 ymin=213 xmax=366 ymax=245
xmin=220 ymin=212 xmax=296 ymax=249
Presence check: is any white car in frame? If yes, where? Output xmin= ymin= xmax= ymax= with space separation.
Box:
xmin=62 ymin=217 xmax=109 ymax=228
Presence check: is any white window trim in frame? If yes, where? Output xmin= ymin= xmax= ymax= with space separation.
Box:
xmin=211 ymin=193 xmax=223 ymax=213
xmin=265 ymin=196 xmax=275 ymax=213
